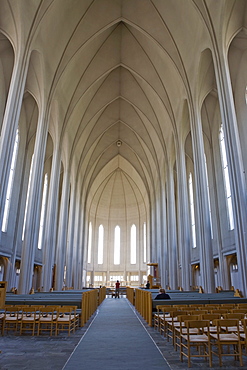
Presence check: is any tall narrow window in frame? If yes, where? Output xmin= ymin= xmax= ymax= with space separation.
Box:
xmin=130 ymin=224 xmax=136 ymax=264
xmin=219 ymin=124 xmax=234 ymax=230
xmin=204 ymin=155 xmax=213 ymax=238
xmin=143 ymin=222 xmax=146 ymax=263
xmin=114 ymin=225 xmax=120 ymax=265
xmin=37 ymin=174 xmax=48 ymax=249
xmin=22 ymin=155 xmax=34 ymax=240
xmin=2 ymin=129 xmax=20 ymax=232
xmin=87 ymin=222 xmax=92 ymax=263
xmin=189 ymin=172 xmax=196 ymax=248
xmin=98 ymin=224 xmax=104 ymax=264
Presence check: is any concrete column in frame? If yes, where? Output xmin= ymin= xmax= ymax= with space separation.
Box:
xmin=55 ymin=169 xmax=70 ymax=290
xmin=77 ymin=205 xmax=85 ymax=288
xmin=18 ymin=109 xmax=48 ymax=294
xmin=71 ymin=189 xmax=81 ymax=289
xmin=191 ymin=109 xmax=214 ymax=293
xmin=159 ymin=180 xmax=168 ymax=289
xmin=167 ymin=164 xmax=178 ymax=290
xmin=0 ymin=53 xmax=28 ymax=235
xmin=65 ymin=181 xmax=76 ymax=288
xmin=42 ymin=144 xmax=61 ymax=291
xmin=176 ymin=143 xmax=191 ymax=291
xmin=215 ymin=52 xmax=247 ymax=296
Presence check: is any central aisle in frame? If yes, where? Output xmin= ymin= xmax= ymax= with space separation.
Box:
xmin=63 ymin=297 xmax=171 ymax=370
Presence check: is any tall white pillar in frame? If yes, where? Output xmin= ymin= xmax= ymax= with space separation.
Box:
xmin=55 ymin=169 xmax=70 ymax=290
xmin=65 ymin=181 xmax=76 ymax=288
xmin=167 ymin=164 xmax=178 ymax=290
xmin=18 ymin=109 xmax=48 ymax=293
xmin=191 ymin=109 xmax=214 ymax=293
xmin=42 ymin=144 xmax=61 ymax=291
xmin=159 ymin=180 xmax=168 ymax=289
xmin=216 ymin=52 xmax=247 ymax=296
xmin=176 ymin=144 xmax=191 ymax=291
xmin=0 ymin=54 xmax=28 ymax=235
xmin=76 ymin=200 xmax=85 ymax=289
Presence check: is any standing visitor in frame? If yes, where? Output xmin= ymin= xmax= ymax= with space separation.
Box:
xmin=115 ymin=280 xmax=120 ymax=298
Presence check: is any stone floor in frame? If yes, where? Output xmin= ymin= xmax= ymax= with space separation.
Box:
xmin=0 ymin=298 xmax=246 ymax=370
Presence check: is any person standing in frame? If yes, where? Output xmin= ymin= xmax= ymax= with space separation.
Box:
xmin=145 ymin=281 xmax=150 ymax=289
xmin=115 ymin=280 xmax=120 ymax=298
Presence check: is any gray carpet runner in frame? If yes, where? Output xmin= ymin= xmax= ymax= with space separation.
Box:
xmin=63 ymin=297 xmax=171 ymax=370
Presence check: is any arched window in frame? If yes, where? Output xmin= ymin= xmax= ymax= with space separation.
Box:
xmin=130 ymin=224 xmax=136 ymax=264
xmin=143 ymin=222 xmax=146 ymax=263
xmin=189 ymin=172 xmax=196 ymax=248
xmin=37 ymin=173 xmax=48 ymax=249
xmin=2 ymin=128 xmax=20 ymax=232
xmin=87 ymin=222 xmax=92 ymax=263
xmin=98 ymin=224 xmax=104 ymax=264
xmin=114 ymin=225 xmax=120 ymax=265
xmin=22 ymin=154 xmax=34 ymax=240
xmin=219 ymin=124 xmax=234 ymax=230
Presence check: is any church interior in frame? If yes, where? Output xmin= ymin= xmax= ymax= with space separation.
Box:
xmin=0 ymin=0 xmax=247 ymax=299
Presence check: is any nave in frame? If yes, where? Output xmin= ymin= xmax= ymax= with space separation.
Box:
xmin=64 ymin=298 xmax=169 ymax=370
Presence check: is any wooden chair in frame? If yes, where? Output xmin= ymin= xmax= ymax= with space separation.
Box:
xmin=167 ymin=311 xmax=190 ymax=345
xmin=37 ymin=307 xmax=56 ymax=336
xmin=174 ymin=314 xmax=200 ymax=351
xmin=55 ymin=307 xmax=74 ymax=336
xmin=180 ymin=319 xmax=212 ymax=368
xmin=2 ymin=306 xmax=21 ymax=335
xmin=159 ymin=307 xmax=181 ymax=337
xmin=199 ymin=313 xmax=221 ymax=334
xmin=210 ymin=319 xmax=243 ymax=367
xmin=240 ymin=318 xmax=247 ymax=354
xmin=153 ymin=305 xmax=163 ymax=331
xmin=153 ymin=305 xmax=172 ymax=331
xmin=62 ymin=305 xmax=79 ymax=331
xmin=20 ymin=307 xmax=39 ymax=335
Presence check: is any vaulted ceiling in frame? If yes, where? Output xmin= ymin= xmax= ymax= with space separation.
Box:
xmin=2 ymin=0 xmax=243 ymax=219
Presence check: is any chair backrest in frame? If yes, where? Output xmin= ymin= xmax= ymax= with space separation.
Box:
xmin=178 ymin=314 xmax=200 ymax=323
xmin=21 ymin=307 xmax=39 ymax=319
xmin=210 ymin=308 xmax=229 ymax=314
xmin=40 ymin=307 xmax=55 ymax=313
xmin=188 ymin=309 xmax=208 ymax=315
xmin=231 ymin=308 xmax=247 ymax=314
xmin=4 ymin=306 xmax=20 ymax=317
xmin=223 ymin=313 xmax=245 ymax=320
xmin=213 ymin=318 xmax=240 ymax=334
xmin=200 ymin=313 xmax=221 ymax=321
xmin=185 ymin=319 xmax=210 ymax=331
xmin=57 ymin=307 xmax=73 ymax=317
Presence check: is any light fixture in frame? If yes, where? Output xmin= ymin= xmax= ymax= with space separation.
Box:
xmin=116 ymin=140 xmax=122 ymax=147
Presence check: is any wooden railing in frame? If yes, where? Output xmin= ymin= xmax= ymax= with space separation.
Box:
xmin=135 ymin=288 xmax=152 ymax=326
xmin=81 ymin=289 xmax=99 ymax=327
xmin=126 ymin=287 xmax=135 ymax=305
xmin=98 ymin=286 xmax=106 ymax=305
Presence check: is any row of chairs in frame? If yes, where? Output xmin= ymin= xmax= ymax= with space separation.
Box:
xmin=154 ymin=303 xmax=247 ymax=367
xmin=0 ymin=305 xmax=79 ymax=336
